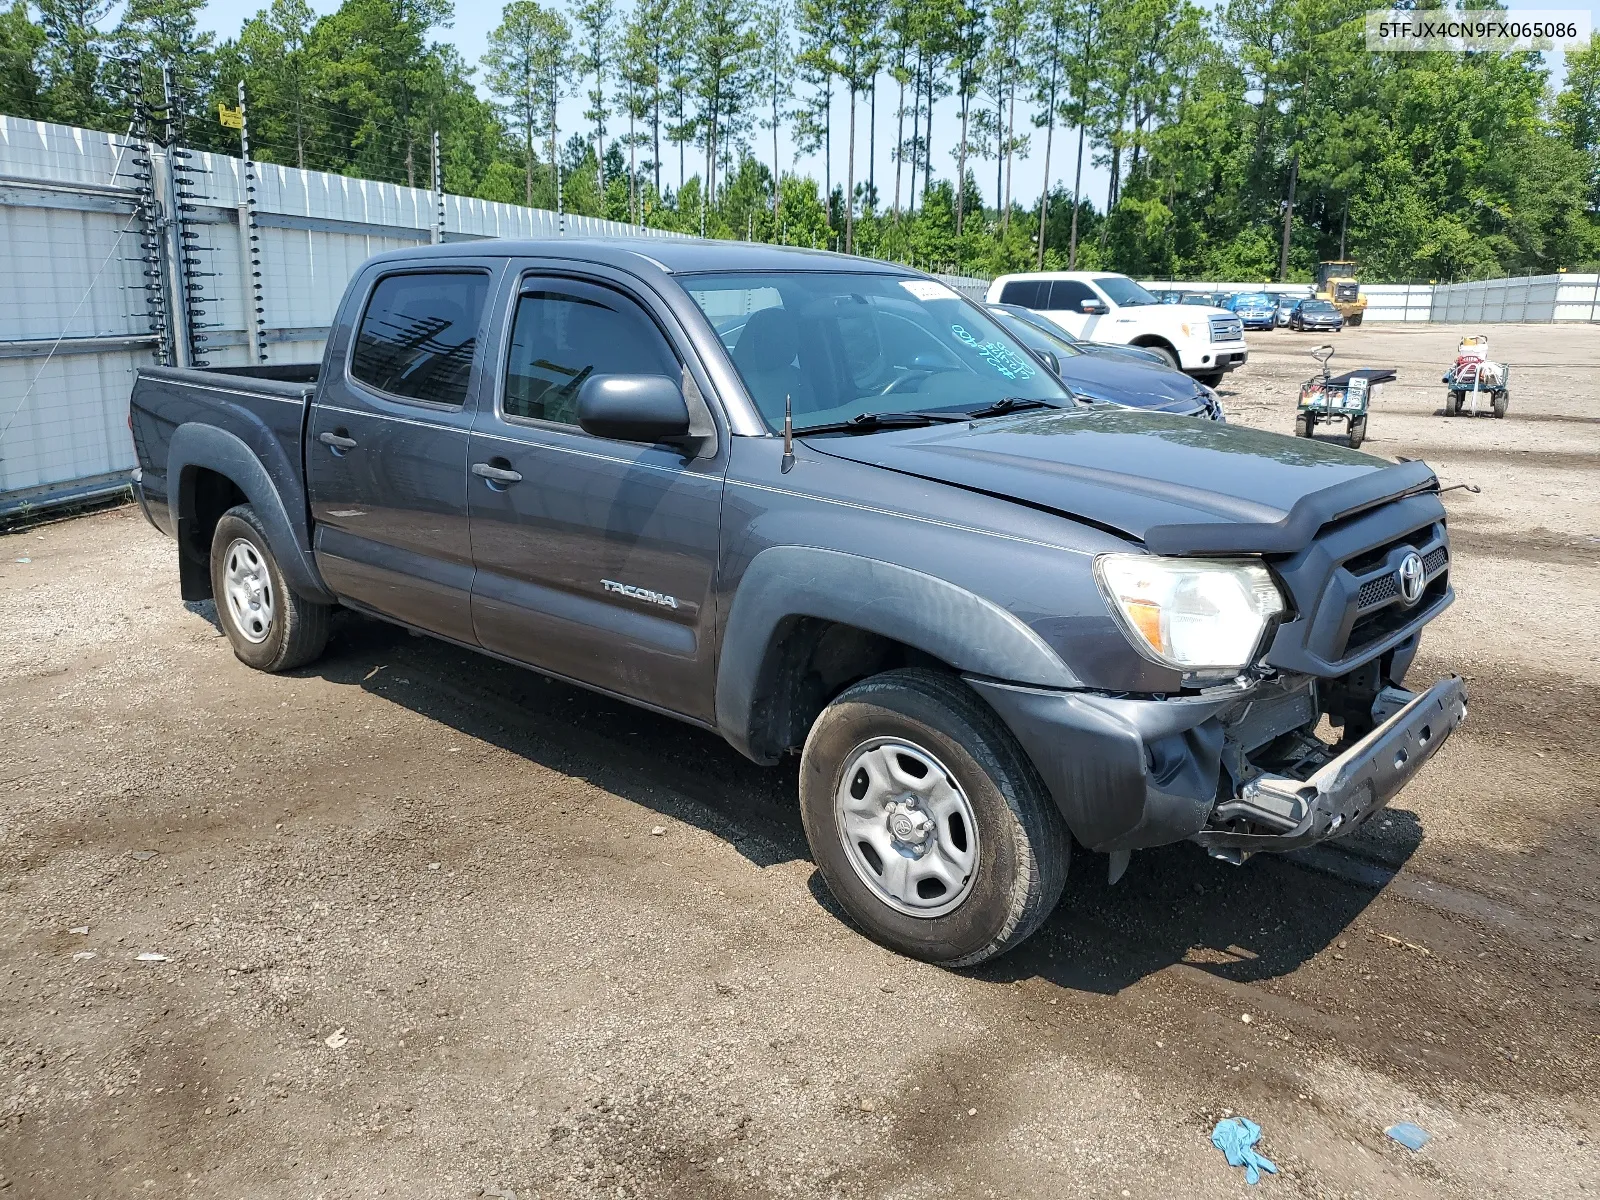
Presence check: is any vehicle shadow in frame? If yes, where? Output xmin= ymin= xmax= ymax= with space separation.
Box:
xmin=302 ymin=610 xmax=811 ymax=869
xmin=300 ymin=610 xmax=1419 ymax=995
xmin=975 ymin=813 xmax=1422 ymax=995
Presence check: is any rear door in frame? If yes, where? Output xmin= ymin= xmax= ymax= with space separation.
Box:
xmin=465 ymin=268 xmax=727 ymax=721
xmin=307 ymin=265 xmax=495 ymax=643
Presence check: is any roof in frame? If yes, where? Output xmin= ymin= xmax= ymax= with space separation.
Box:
xmin=368 ymin=237 xmax=919 ymax=277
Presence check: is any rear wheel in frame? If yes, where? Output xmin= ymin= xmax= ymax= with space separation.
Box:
xmin=1347 ymin=415 xmax=1368 ymax=449
xmin=210 ymin=505 xmax=331 ymax=672
xmin=1348 ymin=312 xmax=1364 ymax=327
xmin=1444 ymin=392 xmax=1458 ymax=417
xmin=799 ymin=669 xmax=1070 ymax=968
xmin=1294 ymin=412 xmax=1314 ymax=438
xmin=1492 ymin=389 xmax=1509 ymax=418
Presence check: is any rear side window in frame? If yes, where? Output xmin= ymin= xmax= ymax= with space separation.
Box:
xmin=1046 ymin=280 xmax=1097 ymax=311
xmin=350 ymin=271 xmax=490 ymax=407
xmin=998 ymin=279 xmax=1045 ymax=307
xmin=503 ymin=281 xmax=678 ymax=426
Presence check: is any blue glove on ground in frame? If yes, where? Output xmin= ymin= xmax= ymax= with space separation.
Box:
xmin=1212 ymin=1116 xmax=1279 ymax=1185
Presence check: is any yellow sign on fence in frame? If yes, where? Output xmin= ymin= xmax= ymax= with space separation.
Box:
xmin=218 ymin=104 xmax=244 ymax=130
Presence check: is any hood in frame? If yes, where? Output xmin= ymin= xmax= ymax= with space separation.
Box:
xmin=804 ymin=407 xmax=1408 ymax=549
xmin=1056 ymin=354 xmax=1209 ymax=414
xmin=1154 ymin=303 xmax=1232 ymax=323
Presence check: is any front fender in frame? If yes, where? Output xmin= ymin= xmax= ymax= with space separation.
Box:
xmin=715 ymin=545 xmax=1079 ymax=761
xmin=168 ymin=423 xmax=334 ymax=604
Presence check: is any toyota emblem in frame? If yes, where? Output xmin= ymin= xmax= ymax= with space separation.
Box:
xmin=1396 ymin=551 xmax=1426 ymax=606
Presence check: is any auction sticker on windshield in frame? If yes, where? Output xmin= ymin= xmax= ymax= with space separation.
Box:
xmin=900 ymin=280 xmax=959 ymax=301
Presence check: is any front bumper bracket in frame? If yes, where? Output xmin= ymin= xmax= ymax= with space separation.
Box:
xmin=1195 ymin=675 xmax=1467 ymax=853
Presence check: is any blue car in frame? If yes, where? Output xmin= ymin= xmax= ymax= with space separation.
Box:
xmin=987 ymin=305 xmax=1224 ymax=420
xmin=1226 ymin=291 xmax=1278 ymax=331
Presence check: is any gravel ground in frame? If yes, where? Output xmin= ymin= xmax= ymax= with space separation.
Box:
xmin=1 ymin=322 xmax=1597 ymax=1199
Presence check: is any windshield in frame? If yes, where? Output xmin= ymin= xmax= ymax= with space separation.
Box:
xmin=1095 ymin=275 xmax=1159 ymax=307
xmin=1236 ymin=293 xmax=1271 ymax=306
xmin=990 ymin=309 xmax=1084 ymax=360
xmin=1302 ymin=299 xmax=1336 ymax=313
xmin=685 ymin=271 xmax=1074 ymax=430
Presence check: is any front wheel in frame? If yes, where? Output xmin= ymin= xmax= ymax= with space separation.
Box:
xmin=1196 ymin=372 xmax=1225 ymax=388
xmin=1348 ymin=312 xmax=1364 ymax=327
xmin=210 ymin=505 xmax=331 ymax=672
xmin=1493 ymin=389 xmax=1509 ymax=418
xmin=1347 ymin=415 xmax=1368 ymax=449
xmin=1146 ymin=344 xmax=1181 ymax=370
xmin=1294 ymin=412 xmax=1314 ymax=437
xmin=799 ymin=669 xmax=1069 ymax=968
xmin=1444 ymin=392 xmax=1458 ymax=417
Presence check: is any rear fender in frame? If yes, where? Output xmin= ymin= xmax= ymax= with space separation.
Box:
xmin=168 ymin=423 xmax=334 ymax=605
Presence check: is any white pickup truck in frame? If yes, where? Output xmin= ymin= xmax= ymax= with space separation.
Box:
xmin=986 ymin=272 xmax=1247 ymax=386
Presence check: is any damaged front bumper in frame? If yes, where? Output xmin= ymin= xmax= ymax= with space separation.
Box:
xmin=965 ymin=673 xmax=1467 ymax=857
xmin=1195 ymin=676 xmax=1467 ymax=854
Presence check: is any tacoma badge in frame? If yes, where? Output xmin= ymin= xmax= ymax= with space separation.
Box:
xmin=602 ymin=579 xmax=679 ymax=609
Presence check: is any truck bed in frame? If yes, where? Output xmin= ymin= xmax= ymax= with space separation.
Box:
xmin=128 ymin=364 xmax=320 ymax=589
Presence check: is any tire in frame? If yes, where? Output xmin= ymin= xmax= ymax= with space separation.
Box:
xmin=1493 ymin=390 xmax=1509 ymax=418
xmin=1348 ymin=312 xmax=1364 ymax=327
xmin=1197 ymin=372 xmax=1225 ymax=388
xmin=1348 ymin=416 xmax=1367 ymax=449
xmin=210 ymin=504 xmax=331 ymax=672
xmin=1444 ymin=392 xmax=1458 ymax=417
xmin=1144 ymin=344 xmax=1181 ymax=370
xmin=799 ymin=668 xmax=1070 ymax=968
xmin=1294 ymin=412 xmax=1314 ymax=437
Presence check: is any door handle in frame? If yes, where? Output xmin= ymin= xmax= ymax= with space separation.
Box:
xmin=471 ymin=461 xmax=523 ymax=485
xmin=318 ymin=430 xmax=357 ymax=450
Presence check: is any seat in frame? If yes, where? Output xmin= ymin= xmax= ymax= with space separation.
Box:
xmin=732 ymin=307 xmax=817 ymax=423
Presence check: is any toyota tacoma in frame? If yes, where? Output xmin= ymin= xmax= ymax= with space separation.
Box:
xmin=129 ymin=241 xmax=1465 ymax=967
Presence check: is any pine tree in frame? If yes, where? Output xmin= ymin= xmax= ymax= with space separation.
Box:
xmin=573 ymin=0 xmax=616 ymax=195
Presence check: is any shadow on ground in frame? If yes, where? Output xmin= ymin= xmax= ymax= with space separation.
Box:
xmin=301 ymin=610 xmax=1419 ymax=996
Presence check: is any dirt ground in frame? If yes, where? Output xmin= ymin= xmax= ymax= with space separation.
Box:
xmin=1 ymin=322 xmax=1597 ymax=1199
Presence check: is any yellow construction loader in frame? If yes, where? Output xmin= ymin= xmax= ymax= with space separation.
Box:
xmin=1315 ymin=261 xmax=1368 ymax=326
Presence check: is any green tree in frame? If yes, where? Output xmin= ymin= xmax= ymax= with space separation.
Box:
xmin=37 ymin=0 xmax=112 ymax=127
xmin=755 ymin=0 xmax=794 ymax=228
xmin=572 ymin=0 xmax=614 ymax=194
xmin=1557 ymin=33 xmax=1600 ymax=217
xmin=234 ymin=0 xmax=317 ymax=168
xmin=836 ymin=0 xmax=885 ymax=250
xmin=692 ymin=0 xmax=761 ymax=208
xmin=484 ymin=1 xmax=550 ymax=204
xmin=945 ymin=0 xmax=984 ymax=238
xmin=0 ymin=1 xmax=45 ymax=119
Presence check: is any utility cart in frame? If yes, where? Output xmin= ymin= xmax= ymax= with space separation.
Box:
xmin=1294 ymin=344 xmax=1395 ymax=449
xmin=1443 ymin=334 xmax=1510 ymax=418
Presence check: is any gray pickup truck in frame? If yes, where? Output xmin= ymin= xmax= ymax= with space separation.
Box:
xmin=129 ymin=240 xmax=1466 ymax=967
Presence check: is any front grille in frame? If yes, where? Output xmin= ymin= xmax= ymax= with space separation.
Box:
xmin=1423 ymin=546 xmax=1448 ymax=574
xmin=1356 ymin=575 xmax=1399 ymax=608
xmin=1345 ymin=576 xmax=1449 ymax=653
xmin=1209 ymin=315 xmax=1243 ymax=343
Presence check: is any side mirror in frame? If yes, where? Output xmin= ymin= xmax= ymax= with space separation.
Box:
xmin=1080 ymin=299 xmax=1108 ymax=315
xmin=577 ymin=373 xmax=691 ymax=443
xmin=1033 ymin=348 xmax=1061 ymax=375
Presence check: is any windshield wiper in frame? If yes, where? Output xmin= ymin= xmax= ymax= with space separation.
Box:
xmin=793 ymin=410 xmax=973 ymax=435
xmin=964 ymin=397 xmax=1060 ymax=419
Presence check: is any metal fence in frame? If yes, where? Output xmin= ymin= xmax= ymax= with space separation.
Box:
xmin=1140 ymin=275 xmax=1600 ymax=325
xmin=0 ymin=115 xmax=684 ymax=515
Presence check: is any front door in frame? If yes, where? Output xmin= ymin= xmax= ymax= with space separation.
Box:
xmin=307 ymin=266 xmax=494 ymax=644
xmin=466 ymin=273 xmax=726 ymax=722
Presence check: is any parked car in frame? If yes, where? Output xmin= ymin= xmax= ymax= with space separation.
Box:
xmin=984 ymin=303 xmax=1171 ymax=367
xmin=1289 ymin=297 xmax=1346 ymax=332
xmin=1275 ymin=294 xmax=1301 ymax=327
xmin=1225 ymin=291 xmax=1278 ymax=331
xmin=129 ymin=240 xmax=1464 ymax=968
xmin=985 ymin=303 xmax=1224 ymax=419
xmin=986 ymin=271 xmax=1247 ymax=386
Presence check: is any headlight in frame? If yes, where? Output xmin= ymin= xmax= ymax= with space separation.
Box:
xmin=1094 ymin=555 xmax=1284 ymax=673
xmin=1197 ymin=384 xmax=1225 ymax=421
